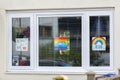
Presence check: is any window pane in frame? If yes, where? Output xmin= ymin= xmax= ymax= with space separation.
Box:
xmin=90 ymin=16 xmax=110 ymax=66
xmin=38 ymin=17 xmax=82 ymax=67
xmin=12 ymin=18 xmax=30 ymax=66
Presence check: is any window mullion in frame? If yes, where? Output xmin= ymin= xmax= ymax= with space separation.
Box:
xmin=30 ymin=14 xmax=36 ymax=69
xmin=36 ymin=15 xmax=40 ymax=69
xmin=109 ymin=13 xmax=114 ymax=69
xmin=32 ymin=14 xmax=39 ymax=69
xmin=82 ymin=14 xmax=90 ymax=69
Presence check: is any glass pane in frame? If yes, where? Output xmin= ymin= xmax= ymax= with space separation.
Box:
xmin=12 ymin=18 xmax=30 ymax=66
xmin=90 ymin=16 xmax=110 ymax=66
xmin=38 ymin=17 xmax=82 ymax=67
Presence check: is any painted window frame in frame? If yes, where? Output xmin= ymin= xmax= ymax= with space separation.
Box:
xmin=86 ymin=11 xmax=114 ymax=72
xmin=7 ymin=9 xmax=114 ymax=74
xmin=7 ymin=13 xmax=35 ymax=71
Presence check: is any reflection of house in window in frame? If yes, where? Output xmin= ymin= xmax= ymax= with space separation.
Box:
xmin=39 ymin=26 xmax=52 ymax=38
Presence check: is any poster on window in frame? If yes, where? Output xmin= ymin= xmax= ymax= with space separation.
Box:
xmin=92 ymin=37 xmax=106 ymax=51
xmin=54 ymin=37 xmax=69 ymax=50
xmin=16 ymin=38 xmax=28 ymax=51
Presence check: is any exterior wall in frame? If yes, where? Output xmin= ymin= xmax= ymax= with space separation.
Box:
xmin=0 ymin=0 xmax=116 ymax=10
xmin=0 ymin=0 xmax=120 ymax=80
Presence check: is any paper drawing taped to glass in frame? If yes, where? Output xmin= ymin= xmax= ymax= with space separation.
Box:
xmin=54 ymin=37 xmax=69 ymax=51
xmin=16 ymin=38 xmax=28 ymax=51
xmin=92 ymin=37 xmax=106 ymax=51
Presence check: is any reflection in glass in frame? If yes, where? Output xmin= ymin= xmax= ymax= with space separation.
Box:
xmin=12 ymin=18 xmax=30 ymax=66
xmin=38 ymin=17 xmax=82 ymax=67
xmin=90 ymin=16 xmax=110 ymax=66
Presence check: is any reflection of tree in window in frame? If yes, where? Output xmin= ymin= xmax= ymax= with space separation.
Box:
xmin=58 ymin=17 xmax=82 ymax=66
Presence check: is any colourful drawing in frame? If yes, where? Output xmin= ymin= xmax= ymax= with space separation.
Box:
xmin=54 ymin=37 xmax=69 ymax=50
xmin=92 ymin=37 xmax=106 ymax=51
xmin=16 ymin=38 xmax=28 ymax=51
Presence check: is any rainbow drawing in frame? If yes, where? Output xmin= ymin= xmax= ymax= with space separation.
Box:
xmin=92 ymin=37 xmax=106 ymax=51
xmin=54 ymin=37 xmax=69 ymax=50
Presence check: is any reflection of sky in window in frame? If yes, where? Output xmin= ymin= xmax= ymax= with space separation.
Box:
xmin=12 ymin=18 xmax=30 ymax=28
xmin=90 ymin=16 xmax=109 ymax=36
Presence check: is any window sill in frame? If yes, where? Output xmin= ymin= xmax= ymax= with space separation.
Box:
xmin=6 ymin=69 xmax=115 ymax=75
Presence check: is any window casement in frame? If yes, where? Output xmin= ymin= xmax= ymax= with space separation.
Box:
xmin=7 ymin=9 xmax=114 ymax=74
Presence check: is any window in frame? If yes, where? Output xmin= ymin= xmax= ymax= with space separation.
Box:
xmin=90 ymin=16 xmax=110 ymax=66
xmin=12 ymin=18 xmax=31 ymax=66
xmin=38 ymin=17 xmax=82 ymax=67
xmin=7 ymin=9 xmax=114 ymax=74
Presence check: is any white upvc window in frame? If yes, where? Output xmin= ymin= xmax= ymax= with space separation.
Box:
xmin=7 ymin=9 xmax=114 ymax=74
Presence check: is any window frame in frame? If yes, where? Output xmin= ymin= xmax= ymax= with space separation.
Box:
xmin=7 ymin=13 xmax=35 ymax=71
xmin=86 ymin=11 xmax=114 ymax=72
xmin=7 ymin=9 xmax=114 ymax=74
xmin=35 ymin=14 xmax=84 ymax=74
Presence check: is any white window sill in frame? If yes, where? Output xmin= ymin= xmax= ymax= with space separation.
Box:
xmin=6 ymin=69 xmax=115 ymax=75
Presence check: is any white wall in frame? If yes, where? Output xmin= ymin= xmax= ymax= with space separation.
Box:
xmin=0 ymin=0 xmax=120 ymax=80
xmin=0 ymin=0 xmax=117 ymax=10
